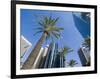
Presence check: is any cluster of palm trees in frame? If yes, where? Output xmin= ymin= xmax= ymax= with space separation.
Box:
xmin=59 ymin=46 xmax=78 ymax=67
xmin=21 ymin=16 xmax=78 ymax=69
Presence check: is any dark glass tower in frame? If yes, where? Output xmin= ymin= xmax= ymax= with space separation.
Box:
xmin=78 ymin=47 xmax=90 ymax=66
xmin=39 ymin=42 xmax=65 ymax=68
xmin=73 ymin=13 xmax=90 ymax=66
xmin=78 ymin=48 xmax=88 ymax=66
xmin=72 ymin=13 xmax=90 ymax=38
xmin=44 ymin=42 xmax=59 ymax=68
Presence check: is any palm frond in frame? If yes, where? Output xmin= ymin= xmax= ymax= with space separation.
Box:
xmin=38 ymin=19 xmax=48 ymax=28
xmin=33 ymin=30 xmax=43 ymax=36
xmin=52 ymin=26 xmax=64 ymax=32
xmin=67 ymin=59 xmax=78 ymax=67
xmin=44 ymin=16 xmax=49 ymax=25
xmin=33 ymin=27 xmax=44 ymax=31
xmin=52 ymin=32 xmax=61 ymax=39
xmin=59 ymin=46 xmax=73 ymax=57
xmin=38 ymin=21 xmax=45 ymax=27
xmin=51 ymin=17 xmax=59 ymax=26
xmin=45 ymin=26 xmax=64 ymax=32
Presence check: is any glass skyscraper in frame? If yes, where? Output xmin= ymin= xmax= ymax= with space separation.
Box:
xmin=78 ymin=47 xmax=90 ymax=66
xmin=43 ymin=42 xmax=59 ymax=68
xmin=38 ymin=42 xmax=65 ymax=68
xmin=73 ymin=13 xmax=90 ymax=38
xmin=73 ymin=13 xmax=90 ymax=66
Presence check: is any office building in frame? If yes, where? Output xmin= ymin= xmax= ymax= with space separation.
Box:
xmin=20 ymin=35 xmax=32 ymax=68
xmin=32 ymin=47 xmax=44 ymax=68
xmin=21 ymin=35 xmax=32 ymax=58
xmin=72 ymin=13 xmax=90 ymax=38
xmin=73 ymin=13 xmax=90 ymax=66
xmin=29 ymin=42 xmax=65 ymax=69
xmin=39 ymin=42 xmax=65 ymax=68
xmin=78 ymin=46 xmax=90 ymax=66
xmin=32 ymin=45 xmax=49 ymax=68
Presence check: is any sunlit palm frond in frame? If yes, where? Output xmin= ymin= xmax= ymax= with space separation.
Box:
xmin=52 ymin=32 xmax=61 ymax=39
xmin=50 ymin=17 xmax=59 ymax=26
xmin=45 ymin=26 xmax=63 ymax=33
xmin=63 ymin=46 xmax=73 ymax=56
xmin=51 ymin=26 xmax=64 ymax=32
xmin=59 ymin=46 xmax=73 ymax=57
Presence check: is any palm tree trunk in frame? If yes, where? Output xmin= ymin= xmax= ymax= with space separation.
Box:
xmin=21 ymin=33 xmax=47 ymax=69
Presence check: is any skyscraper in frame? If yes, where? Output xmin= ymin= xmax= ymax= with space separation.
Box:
xmin=43 ymin=42 xmax=58 ymax=68
xmin=78 ymin=46 xmax=90 ymax=66
xmin=21 ymin=35 xmax=32 ymax=58
xmin=30 ymin=42 xmax=65 ymax=69
xmin=73 ymin=13 xmax=90 ymax=66
xmin=20 ymin=35 xmax=32 ymax=68
xmin=33 ymin=45 xmax=49 ymax=68
xmin=72 ymin=13 xmax=90 ymax=38
xmin=40 ymin=42 xmax=65 ymax=68
xmin=32 ymin=47 xmax=44 ymax=69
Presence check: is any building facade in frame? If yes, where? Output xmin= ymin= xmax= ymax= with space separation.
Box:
xmin=21 ymin=35 xmax=32 ymax=58
xmin=32 ymin=47 xmax=44 ymax=68
xmin=73 ymin=13 xmax=90 ymax=38
xmin=20 ymin=35 xmax=32 ymax=68
xmin=78 ymin=46 xmax=90 ymax=66
xmin=34 ymin=42 xmax=65 ymax=68
xmin=73 ymin=13 xmax=90 ymax=66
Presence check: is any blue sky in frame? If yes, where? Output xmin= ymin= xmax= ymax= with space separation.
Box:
xmin=20 ymin=9 xmax=86 ymax=67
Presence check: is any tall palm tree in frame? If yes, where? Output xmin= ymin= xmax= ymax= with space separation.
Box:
xmin=60 ymin=46 xmax=73 ymax=57
xmin=67 ymin=59 xmax=78 ymax=67
xmin=59 ymin=46 xmax=73 ymax=67
xmin=22 ymin=16 xmax=64 ymax=69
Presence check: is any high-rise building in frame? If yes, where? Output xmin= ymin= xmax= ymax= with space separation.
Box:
xmin=38 ymin=45 xmax=49 ymax=68
xmin=40 ymin=42 xmax=65 ymax=68
xmin=20 ymin=35 xmax=32 ymax=68
xmin=73 ymin=13 xmax=90 ymax=66
xmin=21 ymin=35 xmax=32 ymax=58
xmin=78 ymin=46 xmax=90 ymax=66
xmin=43 ymin=42 xmax=58 ymax=68
xmin=72 ymin=13 xmax=90 ymax=38
xmin=32 ymin=47 xmax=44 ymax=69
xmin=30 ymin=42 xmax=65 ymax=69
xmin=32 ymin=45 xmax=49 ymax=68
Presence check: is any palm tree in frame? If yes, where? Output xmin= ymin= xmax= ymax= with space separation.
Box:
xmin=67 ymin=59 xmax=78 ymax=67
xmin=59 ymin=46 xmax=73 ymax=58
xmin=82 ymin=36 xmax=90 ymax=49
xmin=59 ymin=46 xmax=73 ymax=67
xmin=22 ymin=16 xmax=64 ymax=69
